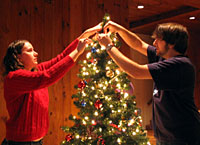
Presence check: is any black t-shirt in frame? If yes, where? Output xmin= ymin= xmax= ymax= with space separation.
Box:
xmin=147 ymin=45 xmax=200 ymax=142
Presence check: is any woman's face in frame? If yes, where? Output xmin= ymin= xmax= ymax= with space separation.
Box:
xmin=18 ymin=42 xmax=38 ymax=70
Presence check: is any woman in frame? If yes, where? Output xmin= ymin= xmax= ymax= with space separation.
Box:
xmin=1 ymin=24 xmax=102 ymax=145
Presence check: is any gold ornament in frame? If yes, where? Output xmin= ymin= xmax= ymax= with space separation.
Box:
xmin=106 ymin=70 xmax=114 ymax=78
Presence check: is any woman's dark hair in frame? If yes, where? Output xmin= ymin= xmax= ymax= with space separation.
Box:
xmin=3 ymin=40 xmax=29 ymax=75
xmin=152 ymin=23 xmax=189 ymax=54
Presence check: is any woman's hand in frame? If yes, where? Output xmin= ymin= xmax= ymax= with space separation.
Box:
xmin=79 ymin=23 xmax=102 ymax=39
xmin=69 ymin=38 xmax=91 ymax=62
xmin=77 ymin=38 xmax=91 ymax=55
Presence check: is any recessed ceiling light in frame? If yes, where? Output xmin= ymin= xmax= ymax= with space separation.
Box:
xmin=137 ymin=5 xmax=144 ymax=9
xmin=189 ymin=16 xmax=195 ymax=20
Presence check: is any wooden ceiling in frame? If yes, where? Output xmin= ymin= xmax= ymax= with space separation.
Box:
xmin=128 ymin=0 xmax=200 ymax=34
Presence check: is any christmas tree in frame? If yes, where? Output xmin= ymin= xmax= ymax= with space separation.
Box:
xmin=61 ymin=14 xmax=150 ymax=145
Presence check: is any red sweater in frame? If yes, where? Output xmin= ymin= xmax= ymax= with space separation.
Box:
xmin=4 ymin=39 xmax=79 ymax=141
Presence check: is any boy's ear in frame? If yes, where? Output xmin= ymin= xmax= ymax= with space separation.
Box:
xmin=168 ymin=44 xmax=175 ymax=49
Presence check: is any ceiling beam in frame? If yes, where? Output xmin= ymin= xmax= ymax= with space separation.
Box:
xmin=129 ymin=6 xmax=199 ymax=29
xmin=166 ymin=0 xmax=200 ymax=9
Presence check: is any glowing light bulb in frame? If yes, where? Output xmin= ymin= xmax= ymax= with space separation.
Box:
xmin=99 ymin=128 xmax=102 ymax=132
xmin=132 ymin=132 xmax=136 ymax=135
xmin=94 ymin=43 xmax=97 ymax=47
xmin=124 ymin=93 xmax=129 ymax=98
xmin=82 ymin=67 xmax=86 ymax=71
xmin=94 ymin=111 xmax=98 ymax=116
xmin=82 ymin=92 xmax=86 ymax=96
xmin=117 ymin=138 xmax=121 ymax=143
xmin=113 ymin=38 xmax=117 ymax=42
xmin=106 ymin=16 xmax=110 ymax=20
xmin=82 ymin=120 xmax=86 ymax=125
xmin=122 ymin=128 xmax=126 ymax=132
xmin=105 ymin=81 xmax=108 ymax=85
xmin=91 ymin=120 xmax=96 ymax=124
xmin=106 ymin=66 xmax=110 ymax=70
xmin=86 ymin=52 xmax=91 ymax=59
xmin=116 ymin=69 xmax=120 ymax=74
xmin=76 ymin=134 xmax=80 ymax=139
xmin=85 ymin=116 xmax=89 ymax=120
xmin=101 ymin=46 xmax=106 ymax=50
xmin=136 ymin=128 xmax=139 ymax=132
xmin=116 ymin=83 xmax=121 ymax=88
xmin=128 ymin=119 xmax=135 ymax=126
xmin=147 ymin=141 xmax=151 ymax=145
xmin=105 ymin=96 xmax=108 ymax=100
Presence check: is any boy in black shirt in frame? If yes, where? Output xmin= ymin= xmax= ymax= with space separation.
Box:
xmin=97 ymin=22 xmax=200 ymax=145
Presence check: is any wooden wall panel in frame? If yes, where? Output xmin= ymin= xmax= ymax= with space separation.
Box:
xmin=187 ymin=31 xmax=200 ymax=109
xmin=29 ymin=0 xmax=45 ymax=60
xmin=129 ymin=34 xmax=154 ymax=128
xmin=47 ymin=0 xmax=66 ymax=144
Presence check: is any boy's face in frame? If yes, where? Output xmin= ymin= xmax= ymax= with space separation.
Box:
xmin=153 ymin=38 xmax=169 ymax=58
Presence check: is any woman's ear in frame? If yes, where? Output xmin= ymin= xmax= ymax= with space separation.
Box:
xmin=17 ymin=54 xmax=23 ymax=63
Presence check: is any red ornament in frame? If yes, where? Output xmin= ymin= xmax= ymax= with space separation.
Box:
xmin=94 ymin=100 xmax=103 ymax=109
xmin=90 ymin=58 xmax=97 ymax=64
xmin=134 ymin=110 xmax=138 ymax=116
xmin=78 ymin=80 xmax=86 ymax=89
xmin=65 ymin=134 xmax=73 ymax=142
xmin=97 ymin=136 xmax=105 ymax=145
xmin=110 ymin=123 xmax=122 ymax=131
xmin=92 ymin=120 xmax=97 ymax=125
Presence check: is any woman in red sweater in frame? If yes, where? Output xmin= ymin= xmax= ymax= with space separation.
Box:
xmin=1 ymin=24 xmax=101 ymax=145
